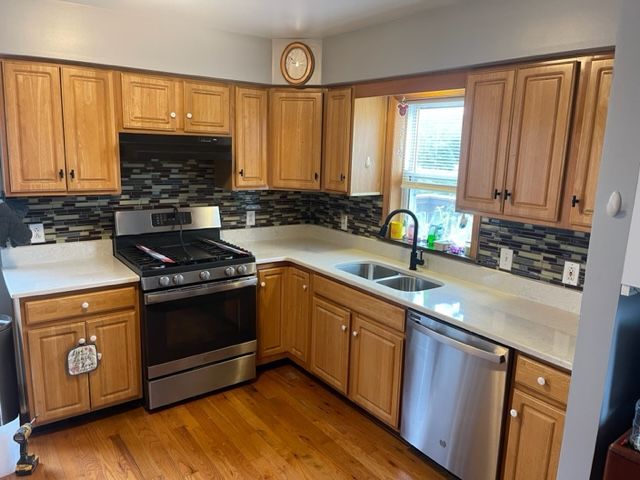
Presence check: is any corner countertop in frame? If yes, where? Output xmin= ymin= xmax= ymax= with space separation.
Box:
xmin=1 ymin=240 xmax=139 ymax=299
xmin=223 ymin=227 xmax=578 ymax=371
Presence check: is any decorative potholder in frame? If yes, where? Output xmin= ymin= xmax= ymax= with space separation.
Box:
xmin=67 ymin=343 xmax=99 ymax=375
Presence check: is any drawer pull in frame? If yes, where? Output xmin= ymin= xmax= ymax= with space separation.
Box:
xmin=537 ymin=376 xmax=546 ymax=386
xmin=90 ymin=335 xmax=97 ymax=343
xmin=78 ymin=338 xmax=86 ymax=345
xmin=510 ymin=409 xmax=518 ymax=418
xmin=81 ymin=302 xmax=89 ymax=309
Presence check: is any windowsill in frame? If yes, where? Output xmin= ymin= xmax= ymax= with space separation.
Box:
xmin=377 ymin=236 xmax=477 ymax=264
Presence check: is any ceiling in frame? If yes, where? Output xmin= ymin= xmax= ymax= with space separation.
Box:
xmin=59 ymin=0 xmax=462 ymax=38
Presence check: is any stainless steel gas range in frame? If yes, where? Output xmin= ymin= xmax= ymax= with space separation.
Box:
xmin=113 ymin=206 xmax=257 ymax=410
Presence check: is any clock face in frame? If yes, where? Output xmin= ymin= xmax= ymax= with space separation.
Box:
xmin=280 ymin=42 xmax=314 ymax=85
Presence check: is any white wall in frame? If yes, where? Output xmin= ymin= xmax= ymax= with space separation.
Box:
xmin=322 ymin=0 xmax=621 ymax=83
xmin=0 ymin=0 xmax=272 ymax=83
xmin=272 ymin=39 xmax=323 ymax=85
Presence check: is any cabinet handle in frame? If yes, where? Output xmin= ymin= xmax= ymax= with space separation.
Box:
xmin=78 ymin=338 xmax=86 ymax=345
xmin=510 ymin=409 xmax=518 ymax=418
xmin=493 ymin=189 xmax=502 ymax=199
xmin=170 ymin=112 xmax=177 ymax=119
xmin=239 ymin=169 xmax=244 ymax=177
xmin=260 ymin=282 xmax=266 ymax=287
xmin=90 ymin=335 xmax=97 ymax=343
xmin=59 ymin=169 xmax=64 ymax=180
xmin=314 ymin=172 xmax=319 ymax=181
xmin=186 ymin=112 xmax=193 ymax=119
xmin=81 ymin=302 xmax=89 ymax=309
xmin=352 ymin=330 xmax=358 ymax=337
xmin=302 ymin=285 xmax=308 ymax=291
xmin=504 ymin=189 xmax=512 ymax=199
xmin=571 ymin=195 xmax=580 ymax=208
xmin=97 ymin=352 xmax=103 ymax=361
xmin=69 ymin=169 xmax=75 ymax=180
xmin=341 ymin=325 xmax=347 ymax=332
xmin=537 ymin=376 xmax=546 ymax=386
xmin=340 ymin=174 xmax=346 ymax=181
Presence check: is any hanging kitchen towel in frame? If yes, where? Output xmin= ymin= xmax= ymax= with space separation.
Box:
xmin=0 ymin=201 xmax=33 ymax=247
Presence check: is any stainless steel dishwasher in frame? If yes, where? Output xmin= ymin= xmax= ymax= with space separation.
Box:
xmin=401 ymin=310 xmax=511 ymax=480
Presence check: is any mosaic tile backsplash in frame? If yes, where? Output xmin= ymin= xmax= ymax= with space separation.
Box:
xmin=3 ymin=152 xmax=590 ymax=289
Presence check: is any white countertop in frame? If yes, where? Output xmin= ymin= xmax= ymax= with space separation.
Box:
xmin=1 ymin=240 xmax=139 ymax=298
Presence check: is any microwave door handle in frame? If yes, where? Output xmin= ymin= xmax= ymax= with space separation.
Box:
xmin=144 ymin=277 xmax=257 ymax=305
xmin=410 ymin=319 xmax=507 ymax=364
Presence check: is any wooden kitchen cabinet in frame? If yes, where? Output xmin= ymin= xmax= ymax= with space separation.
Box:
xmin=503 ymin=354 xmax=571 ymax=480
xmin=322 ymin=88 xmax=353 ymax=193
xmin=285 ymin=267 xmax=311 ymax=366
xmin=234 ymin=87 xmax=268 ymax=189
xmin=310 ymin=295 xmax=351 ymax=394
xmin=21 ymin=285 xmax=141 ymax=425
xmin=120 ymin=72 xmax=230 ymax=135
xmin=2 ymin=61 xmax=120 ymax=195
xmin=257 ymin=267 xmax=287 ymax=362
xmin=269 ymin=89 xmax=323 ymax=190
xmin=569 ymin=57 xmax=614 ymax=228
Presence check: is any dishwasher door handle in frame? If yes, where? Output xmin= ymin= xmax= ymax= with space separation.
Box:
xmin=410 ymin=320 xmax=507 ymax=364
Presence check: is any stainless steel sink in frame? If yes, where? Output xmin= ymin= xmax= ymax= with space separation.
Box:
xmin=336 ymin=262 xmax=442 ymax=292
xmin=376 ymin=275 xmax=442 ymax=292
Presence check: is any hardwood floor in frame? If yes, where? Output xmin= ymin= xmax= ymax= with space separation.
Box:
xmin=6 ymin=365 xmax=448 ymax=479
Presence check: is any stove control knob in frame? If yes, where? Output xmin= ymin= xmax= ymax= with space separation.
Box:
xmin=237 ymin=265 xmax=247 ymax=275
xmin=173 ymin=274 xmax=185 ymax=285
xmin=224 ymin=266 xmax=235 ymax=277
xmin=159 ymin=276 xmax=171 ymax=287
xmin=200 ymin=271 xmax=211 ymax=281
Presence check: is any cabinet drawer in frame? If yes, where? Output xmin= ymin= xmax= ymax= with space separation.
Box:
xmin=514 ymin=355 xmax=571 ymax=406
xmin=312 ymin=275 xmax=404 ymax=332
xmin=23 ymin=286 xmax=137 ymax=326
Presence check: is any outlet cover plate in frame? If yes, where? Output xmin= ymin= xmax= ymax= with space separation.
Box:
xmin=340 ymin=213 xmax=348 ymax=231
xmin=246 ymin=211 xmax=255 ymax=227
xmin=499 ymin=248 xmax=513 ymax=271
xmin=29 ymin=223 xmax=46 ymax=244
xmin=562 ymin=261 xmax=580 ymax=286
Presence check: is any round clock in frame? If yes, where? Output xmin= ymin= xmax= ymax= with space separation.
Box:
xmin=280 ymin=42 xmax=315 ymax=86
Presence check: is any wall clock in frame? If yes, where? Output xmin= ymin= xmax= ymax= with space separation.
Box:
xmin=280 ymin=42 xmax=315 ymax=86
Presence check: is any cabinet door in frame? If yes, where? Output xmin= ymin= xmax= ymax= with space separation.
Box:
xmin=503 ymin=389 xmax=565 ymax=480
xmin=120 ymin=73 xmax=178 ymax=131
xmin=310 ymin=296 xmax=350 ymax=394
xmin=270 ymin=90 xmax=322 ymax=190
xmin=184 ymin=81 xmax=230 ymax=134
xmin=569 ymin=58 xmax=614 ymax=228
xmin=2 ymin=62 xmax=67 ymax=193
xmin=86 ymin=310 xmax=141 ymax=409
xmin=322 ymin=88 xmax=353 ymax=193
xmin=348 ymin=314 xmax=403 ymax=428
xmin=503 ymin=62 xmax=576 ymax=222
xmin=350 ymin=96 xmax=387 ymax=196
xmin=285 ymin=267 xmax=311 ymax=365
xmin=235 ymin=87 xmax=268 ymax=189
xmin=456 ymin=69 xmax=515 ymax=215
xmin=62 ymin=67 xmax=120 ymax=193
xmin=27 ymin=322 xmax=90 ymax=423
xmin=257 ymin=267 xmax=287 ymax=361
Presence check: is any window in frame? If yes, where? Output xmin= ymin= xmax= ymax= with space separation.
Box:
xmin=399 ymin=95 xmax=474 ymax=256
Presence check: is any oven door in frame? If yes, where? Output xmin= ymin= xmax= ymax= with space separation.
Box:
xmin=143 ymin=276 xmax=257 ymax=379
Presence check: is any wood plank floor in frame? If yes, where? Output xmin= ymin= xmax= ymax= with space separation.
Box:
xmin=5 ymin=365 xmax=449 ymax=480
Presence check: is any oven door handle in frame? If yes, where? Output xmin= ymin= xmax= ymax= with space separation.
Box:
xmin=144 ymin=276 xmax=258 ymax=305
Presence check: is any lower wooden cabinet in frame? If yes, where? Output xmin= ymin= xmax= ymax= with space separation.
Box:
xmin=285 ymin=267 xmax=310 ymax=366
xmin=21 ymin=285 xmax=141 ymax=425
xmin=257 ymin=267 xmax=287 ymax=361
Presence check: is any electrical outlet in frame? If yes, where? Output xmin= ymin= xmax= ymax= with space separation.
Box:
xmin=246 ymin=211 xmax=255 ymax=227
xmin=29 ymin=223 xmax=46 ymax=244
xmin=499 ymin=248 xmax=513 ymax=271
xmin=562 ymin=261 xmax=580 ymax=286
xmin=340 ymin=213 xmax=348 ymax=231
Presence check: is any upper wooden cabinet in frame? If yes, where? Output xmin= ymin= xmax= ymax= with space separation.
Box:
xmin=234 ymin=87 xmax=268 ymax=189
xmin=569 ymin=58 xmax=614 ymax=228
xmin=269 ymin=89 xmax=323 ymax=190
xmin=322 ymin=88 xmax=353 ymax=193
xmin=120 ymin=72 xmax=230 ymax=135
xmin=457 ymin=60 xmax=577 ymax=223
xmin=1 ymin=61 xmax=120 ymax=195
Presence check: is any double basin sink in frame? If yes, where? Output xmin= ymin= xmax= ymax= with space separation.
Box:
xmin=336 ymin=262 xmax=443 ymax=292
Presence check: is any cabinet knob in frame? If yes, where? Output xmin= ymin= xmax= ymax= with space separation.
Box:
xmin=81 ymin=302 xmax=89 ymax=309
xmin=186 ymin=112 xmax=193 ymax=119
xmin=510 ymin=409 xmax=518 ymax=418
xmin=239 ymin=169 xmax=244 ymax=177
xmin=58 ymin=169 xmax=64 ymax=180
xmin=97 ymin=352 xmax=102 ymax=361
xmin=352 ymin=330 xmax=358 ymax=337
xmin=302 ymin=285 xmax=308 ymax=291
xmin=504 ymin=189 xmax=512 ymax=199
xmin=78 ymin=338 xmax=86 ymax=345
xmin=90 ymin=335 xmax=97 ymax=343
xmin=170 ymin=112 xmax=177 ymax=118
xmin=537 ymin=376 xmax=546 ymax=386
xmin=314 ymin=172 xmax=319 ymax=181
xmin=341 ymin=325 xmax=347 ymax=332
xmin=260 ymin=282 xmax=266 ymax=288
xmin=571 ymin=195 xmax=580 ymax=208
xmin=340 ymin=174 xmax=346 ymax=181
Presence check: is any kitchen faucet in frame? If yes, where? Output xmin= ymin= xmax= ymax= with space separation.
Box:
xmin=378 ymin=209 xmax=425 ymax=271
